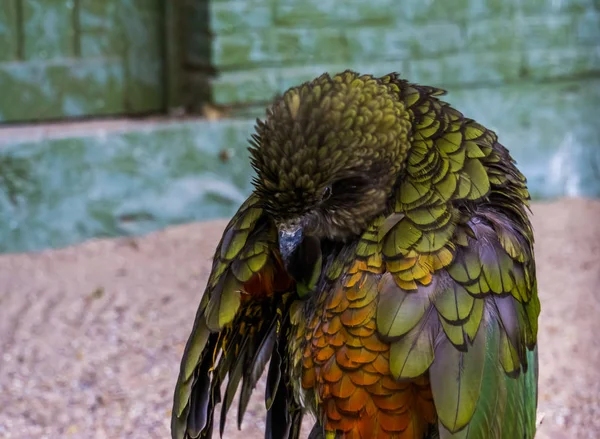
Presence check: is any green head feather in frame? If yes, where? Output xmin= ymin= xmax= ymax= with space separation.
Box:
xmin=249 ymin=70 xmax=412 ymax=239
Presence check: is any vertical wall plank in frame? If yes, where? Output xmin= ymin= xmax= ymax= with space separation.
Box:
xmin=23 ymin=0 xmax=74 ymax=60
xmin=119 ymin=0 xmax=164 ymax=112
xmin=79 ymin=0 xmax=122 ymax=57
xmin=164 ymin=0 xmax=184 ymax=111
xmin=0 ymin=1 xmax=19 ymax=61
xmin=72 ymin=0 xmax=81 ymax=57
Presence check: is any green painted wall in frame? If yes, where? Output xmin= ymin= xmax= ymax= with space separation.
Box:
xmin=204 ymin=0 xmax=600 ymax=109
xmin=0 ymin=0 xmax=166 ymax=122
xmin=0 ymin=0 xmax=599 ymax=253
xmin=1 ymin=79 xmax=599 ymax=253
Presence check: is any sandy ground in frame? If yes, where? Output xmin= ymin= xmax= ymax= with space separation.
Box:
xmin=1 ymin=198 xmax=599 ymax=439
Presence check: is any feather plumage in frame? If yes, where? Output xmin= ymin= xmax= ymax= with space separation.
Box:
xmin=171 ymin=71 xmax=539 ymax=439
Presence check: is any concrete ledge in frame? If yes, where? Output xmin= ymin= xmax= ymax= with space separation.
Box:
xmin=0 ymin=117 xmax=256 ymax=253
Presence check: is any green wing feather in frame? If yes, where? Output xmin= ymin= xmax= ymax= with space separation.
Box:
xmin=372 ymin=76 xmax=540 ymax=438
xmin=171 ymin=194 xmax=299 ymax=439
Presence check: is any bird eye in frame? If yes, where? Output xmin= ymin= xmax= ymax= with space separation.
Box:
xmin=321 ymin=186 xmax=332 ymax=201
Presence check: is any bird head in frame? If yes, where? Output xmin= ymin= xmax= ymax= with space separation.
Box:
xmin=249 ymin=71 xmax=412 ymax=271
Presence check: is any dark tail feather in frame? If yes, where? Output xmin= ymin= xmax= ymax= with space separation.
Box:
xmin=184 ymin=334 xmax=219 ymax=438
xmin=307 ymin=423 xmax=324 ymax=439
xmin=265 ymin=307 xmax=303 ymax=439
xmin=175 ymin=296 xmax=298 ymax=439
xmin=239 ymin=313 xmax=280 ymax=426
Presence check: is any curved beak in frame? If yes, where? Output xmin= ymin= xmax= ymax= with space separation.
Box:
xmin=278 ymin=222 xmax=304 ymax=268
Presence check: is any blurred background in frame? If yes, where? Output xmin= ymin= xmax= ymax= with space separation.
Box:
xmin=0 ymin=0 xmax=599 ymax=252
xmin=0 ymin=0 xmax=599 ymax=438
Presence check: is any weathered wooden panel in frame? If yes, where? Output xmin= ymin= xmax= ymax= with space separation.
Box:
xmin=22 ymin=0 xmax=75 ymax=60
xmin=119 ymin=0 xmax=164 ymax=113
xmin=0 ymin=1 xmax=19 ymax=62
xmin=79 ymin=0 xmax=117 ymax=31
xmin=0 ymin=0 xmax=167 ymax=122
xmin=0 ymin=58 xmax=125 ymax=121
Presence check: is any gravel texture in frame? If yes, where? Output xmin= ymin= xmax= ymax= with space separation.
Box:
xmin=1 ymin=198 xmax=599 ymax=439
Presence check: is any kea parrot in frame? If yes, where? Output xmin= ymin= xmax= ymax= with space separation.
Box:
xmin=171 ymin=71 xmax=540 ymax=439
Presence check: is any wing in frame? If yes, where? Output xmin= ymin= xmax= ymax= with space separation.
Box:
xmin=373 ymin=77 xmax=540 ymax=438
xmin=171 ymin=194 xmax=300 ymax=439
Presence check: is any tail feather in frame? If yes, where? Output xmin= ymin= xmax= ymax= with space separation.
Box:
xmin=307 ymin=423 xmax=324 ymax=439
xmin=173 ymin=294 xmax=298 ymax=439
xmin=265 ymin=309 xmax=303 ymax=439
